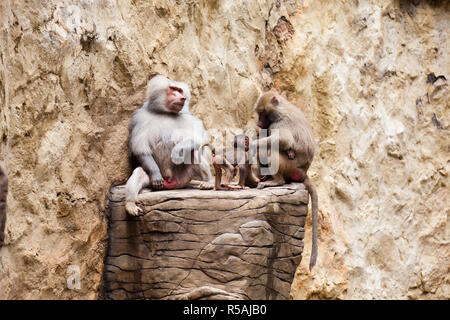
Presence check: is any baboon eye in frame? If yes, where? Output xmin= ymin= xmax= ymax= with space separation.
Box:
xmin=170 ymin=86 xmax=183 ymax=94
xmin=271 ymin=96 xmax=279 ymax=106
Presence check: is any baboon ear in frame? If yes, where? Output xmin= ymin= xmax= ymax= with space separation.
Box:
xmin=271 ymin=96 xmax=279 ymax=106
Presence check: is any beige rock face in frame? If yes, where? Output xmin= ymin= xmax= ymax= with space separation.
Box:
xmin=0 ymin=0 xmax=448 ymax=299
xmin=287 ymin=0 xmax=449 ymax=300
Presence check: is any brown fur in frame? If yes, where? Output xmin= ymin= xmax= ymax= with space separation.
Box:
xmin=254 ymin=91 xmax=319 ymax=271
xmin=0 ymin=167 xmax=7 ymax=245
xmin=202 ymin=135 xmax=260 ymax=190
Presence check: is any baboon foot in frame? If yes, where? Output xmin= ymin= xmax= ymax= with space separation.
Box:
xmin=125 ymin=201 xmax=143 ymax=216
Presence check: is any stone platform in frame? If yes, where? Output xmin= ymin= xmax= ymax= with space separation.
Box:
xmin=102 ymin=183 xmax=308 ymax=300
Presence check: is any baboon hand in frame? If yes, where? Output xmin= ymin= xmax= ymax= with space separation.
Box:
xmin=151 ymin=173 xmax=164 ymax=190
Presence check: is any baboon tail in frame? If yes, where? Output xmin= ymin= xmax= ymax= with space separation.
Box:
xmin=303 ymin=176 xmax=318 ymax=271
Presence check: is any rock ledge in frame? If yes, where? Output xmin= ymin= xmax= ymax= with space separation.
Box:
xmin=102 ymin=183 xmax=308 ymax=300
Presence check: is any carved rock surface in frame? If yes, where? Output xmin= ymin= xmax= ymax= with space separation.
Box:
xmin=103 ymin=183 xmax=308 ymax=300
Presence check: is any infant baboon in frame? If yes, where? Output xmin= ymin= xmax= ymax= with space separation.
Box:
xmin=203 ymin=135 xmax=260 ymax=190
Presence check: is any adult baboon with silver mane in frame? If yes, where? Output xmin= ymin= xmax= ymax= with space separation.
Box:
xmin=125 ymin=75 xmax=212 ymax=216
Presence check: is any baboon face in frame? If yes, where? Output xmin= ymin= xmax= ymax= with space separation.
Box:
xmin=255 ymin=92 xmax=281 ymax=129
xmin=165 ymin=85 xmax=187 ymax=113
xmin=233 ymin=135 xmax=249 ymax=151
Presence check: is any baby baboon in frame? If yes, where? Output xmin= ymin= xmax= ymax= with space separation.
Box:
xmin=203 ymin=135 xmax=260 ymax=190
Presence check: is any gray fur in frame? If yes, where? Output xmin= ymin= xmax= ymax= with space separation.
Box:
xmin=125 ymin=75 xmax=212 ymax=216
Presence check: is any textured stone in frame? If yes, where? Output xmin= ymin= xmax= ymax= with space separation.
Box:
xmin=287 ymin=0 xmax=449 ymax=300
xmin=102 ymin=183 xmax=308 ymax=300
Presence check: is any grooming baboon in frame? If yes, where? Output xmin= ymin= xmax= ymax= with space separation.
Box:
xmin=125 ymin=75 xmax=213 ymax=216
xmin=203 ymin=134 xmax=260 ymax=190
xmin=253 ymin=91 xmax=319 ymax=271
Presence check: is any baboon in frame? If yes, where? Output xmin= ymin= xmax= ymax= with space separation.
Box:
xmin=253 ymin=91 xmax=319 ymax=271
xmin=125 ymin=75 xmax=213 ymax=216
xmin=203 ymin=134 xmax=260 ymax=190
xmin=0 ymin=166 xmax=7 ymax=245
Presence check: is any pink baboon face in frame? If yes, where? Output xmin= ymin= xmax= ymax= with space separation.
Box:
xmin=166 ymin=85 xmax=186 ymax=113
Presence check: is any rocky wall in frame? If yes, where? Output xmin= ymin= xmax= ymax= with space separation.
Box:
xmin=0 ymin=0 xmax=448 ymax=299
